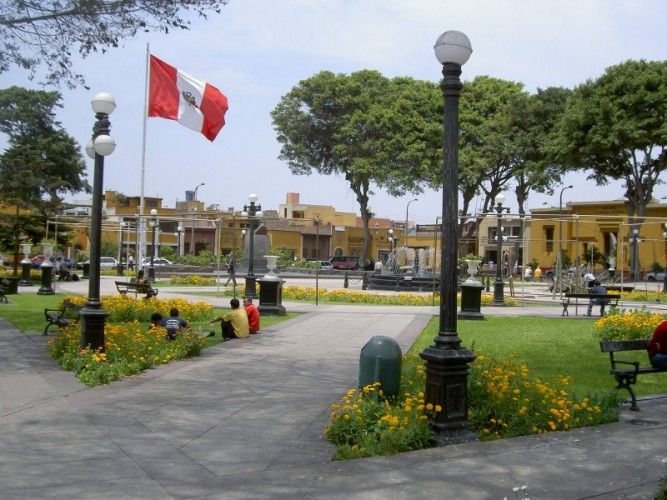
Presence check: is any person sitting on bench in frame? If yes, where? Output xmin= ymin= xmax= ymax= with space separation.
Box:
xmin=586 ymin=280 xmax=609 ymax=317
xmin=648 ymin=320 xmax=667 ymax=369
xmin=210 ymin=298 xmax=249 ymax=340
xmin=56 ymin=257 xmax=71 ymax=281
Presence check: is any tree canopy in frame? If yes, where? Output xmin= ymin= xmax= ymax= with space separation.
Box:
xmin=271 ymin=70 xmax=442 ymax=261
xmin=0 ymin=87 xmax=88 ymax=265
xmin=550 ymin=60 xmax=667 ymax=225
xmin=0 ymin=0 xmax=228 ymax=88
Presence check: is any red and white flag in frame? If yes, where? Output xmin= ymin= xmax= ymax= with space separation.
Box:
xmin=148 ymin=55 xmax=229 ymax=141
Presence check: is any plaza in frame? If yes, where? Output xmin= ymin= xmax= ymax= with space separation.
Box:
xmin=0 ymin=276 xmax=666 ymax=498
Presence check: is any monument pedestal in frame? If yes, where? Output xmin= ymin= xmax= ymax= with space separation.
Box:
xmin=257 ymin=276 xmax=286 ymax=316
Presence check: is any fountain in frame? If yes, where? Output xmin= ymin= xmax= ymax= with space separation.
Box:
xmin=367 ymin=246 xmax=440 ymax=291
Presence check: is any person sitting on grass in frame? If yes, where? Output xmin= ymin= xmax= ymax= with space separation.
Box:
xmin=210 ymin=298 xmax=249 ymax=340
xmin=148 ymin=312 xmax=163 ymax=330
xmin=244 ymin=297 xmax=260 ymax=334
xmin=160 ymin=307 xmax=188 ymax=340
xmin=648 ymin=320 xmax=667 ymax=369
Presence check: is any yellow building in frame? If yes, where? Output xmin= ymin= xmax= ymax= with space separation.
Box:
xmin=527 ymin=199 xmax=667 ymax=276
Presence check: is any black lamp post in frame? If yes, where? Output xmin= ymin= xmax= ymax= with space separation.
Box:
xmin=242 ymin=193 xmax=262 ymax=299
xmin=116 ymin=221 xmax=126 ymax=276
xmin=148 ymin=208 xmax=157 ymax=281
xmin=388 ymin=229 xmax=394 ymax=251
xmin=492 ymin=193 xmax=510 ymax=305
xmin=419 ymin=30 xmax=476 ymax=445
xmin=80 ymin=92 xmax=116 ymax=350
xmin=630 ymin=228 xmax=640 ymax=282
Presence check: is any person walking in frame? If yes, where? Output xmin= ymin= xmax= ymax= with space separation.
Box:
xmin=127 ymin=254 xmax=135 ymax=272
xmin=224 ymin=254 xmax=237 ymax=286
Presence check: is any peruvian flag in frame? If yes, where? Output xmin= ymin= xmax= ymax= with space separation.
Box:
xmin=148 ymin=55 xmax=229 ymax=141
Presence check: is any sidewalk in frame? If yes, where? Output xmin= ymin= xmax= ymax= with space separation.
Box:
xmin=0 ymin=278 xmax=666 ymax=498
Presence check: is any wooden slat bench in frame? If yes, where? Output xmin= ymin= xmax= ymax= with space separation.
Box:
xmin=115 ymin=281 xmax=158 ymax=299
xmin=561 ymin=293 xmax=620 ymax=316
xmin=600 ymin=339 xmax=667 ymax=410
xmin=43 ymin=299 xmax=82 ymax=335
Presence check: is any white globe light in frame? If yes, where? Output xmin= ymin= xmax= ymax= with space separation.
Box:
xmin=241 ymin=211 xmax=248 ymax=217
xmin=150 ymin=209 xmax=158 ymax=216
xmin=256 ymin=211 xmax=263 ymax=217
xmin=494 ymin=193 xmax=505 ymax=205
xmin=93 ymin=135 xmax=116 ymax=156
xmin=85 ymin=140 xmax=95 ymax=159
xmin=248 ymin=193 xmax=258 ymax=203
xmin=434 ymin=30 xmax=472 ymax=65
xmin=91 ymin=92 xmax=116 ymax=115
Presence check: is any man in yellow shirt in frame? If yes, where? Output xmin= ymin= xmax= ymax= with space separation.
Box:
xmin=210 ymin=298 xmax=249 ymax=340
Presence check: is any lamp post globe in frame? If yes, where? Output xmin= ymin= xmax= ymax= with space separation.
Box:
xmin=419 ymin=30 xmax=476 ymax=445
xmin=80 ymin=92 xmax=115 ymax=351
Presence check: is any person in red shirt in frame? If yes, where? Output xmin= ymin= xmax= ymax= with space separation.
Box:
xmin=648 ymin=320 xmax=667 ymax=369
xmin=243 ymin=297 xmax=260 ymax=334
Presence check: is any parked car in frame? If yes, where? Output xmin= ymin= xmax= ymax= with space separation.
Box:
xmin=646 ymin=271 xmax=666 ymax=282
xmin=316 ymin=260 xmax=333 ymax=270
xmin=329 ymin=256 xmax=359 ymax=270
xmin=30 ymin=255 xmax=51 ymax=268
xmin=77 ymin=256 xmax=118 ymax=269
xmin=141 ymin=257 xmax=172 ymax=267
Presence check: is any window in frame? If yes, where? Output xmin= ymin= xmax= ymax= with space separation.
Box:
xmin=544 ymin=226 xmax=554 ymax=253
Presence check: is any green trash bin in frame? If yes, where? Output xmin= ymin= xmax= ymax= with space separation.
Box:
xmin=358 ymin=336 xmax=402 ymax=398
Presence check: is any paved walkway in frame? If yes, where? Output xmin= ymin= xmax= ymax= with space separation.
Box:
xmin=0 ymin=277 xmax=666 ymax=498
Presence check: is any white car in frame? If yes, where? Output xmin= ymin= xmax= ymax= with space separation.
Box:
xmin=78 ymin=256 xmax=118 ymax=269
xmin=646 ymin=271 xmax=665 ymax=282
xmin=142 ymin=257 xmax=173 ymax=267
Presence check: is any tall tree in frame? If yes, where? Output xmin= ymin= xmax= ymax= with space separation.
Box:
xmin=0 ymin=0 xmax=228 ymax=88
xmin=0 ymin=87 xmax=88 ymax=271
xmin=549 ymin=60 xmax=667 ymax=272
xmin=512 ymin=86 xmax=572 ymax=216
xmin=457 ymin=76 xmax=527 ymax=240
xmin=271 ymin=70 xmax=441 ymax=262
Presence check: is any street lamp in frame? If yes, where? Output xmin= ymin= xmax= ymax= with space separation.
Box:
xmin=80 ymin=92 xmax=116 ymax=350
xmin=148 ymin=208 xmax=158 ymax=281
xmin=388 ymin=229 xmax=394 ymax=251
xmin=405 ymin=198 xmax=418 ymax=247
xmin=556 ymin=185 xmax=573 ymax=292
xmin=491 ymin=194 xmax=511 ymax=305
xmin=177 ymin=223 xmax=184 ymax=257
xmin=419 ymin=30 xmax=476 ymax=445
xmin=630 ymin=228 xmax=640 ymax=282
xmin=241 ymin=193 xmax=262 ymax=299
xmin=117 ymin=221 xmax=126 ymax=276
xmin=190 ymin=182 xmax=205 ymax=255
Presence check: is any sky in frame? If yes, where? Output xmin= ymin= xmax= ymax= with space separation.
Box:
xmin=3 ymin=0 xmax=667 ymax=225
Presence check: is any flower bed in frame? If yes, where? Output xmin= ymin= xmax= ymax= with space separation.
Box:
xmin=324 ymin=351 xmax=618 ymax=459
xmin=49 ymin=322 xmax=206 ymax=386
xmin=593 ymin=308 xmax=664 ymax=341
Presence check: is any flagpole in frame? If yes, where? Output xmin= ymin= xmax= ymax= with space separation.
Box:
xmin=138 ymin=43 xmax=150 ymax=272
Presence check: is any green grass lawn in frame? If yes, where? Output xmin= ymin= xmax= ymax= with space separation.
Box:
xmin=0 ymin=293 xmax=299 ymax=345
xmin=409 ymin=316 xmax=667 ymax=398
